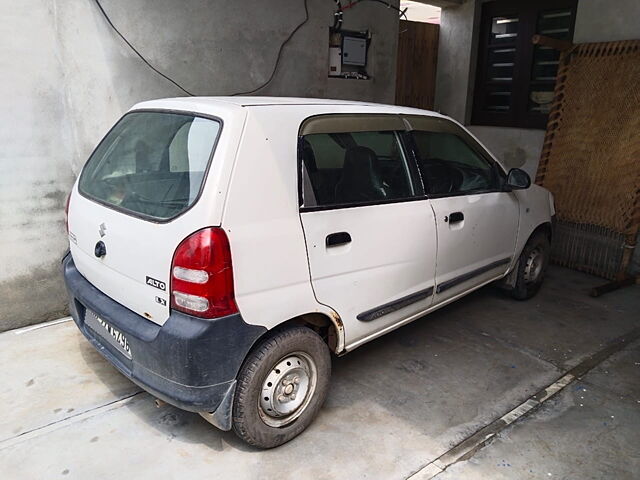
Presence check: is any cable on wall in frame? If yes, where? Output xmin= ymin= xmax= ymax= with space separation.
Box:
xmin=231 ymin=0 xmax=309 ymax=95
xmin=94 ymin=0 xmax=310 ymax=97
xmin=93 ymin=0 xmax=195 ymax=96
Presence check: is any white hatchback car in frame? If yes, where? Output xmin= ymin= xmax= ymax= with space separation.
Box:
xmin=64 ymin=97 xmax=554 ymax=448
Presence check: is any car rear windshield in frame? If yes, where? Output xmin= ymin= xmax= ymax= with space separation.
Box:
xmin=78 ymin=111 xmax=221 ymax=221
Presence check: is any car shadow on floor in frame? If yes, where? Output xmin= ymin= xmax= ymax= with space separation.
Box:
xmin=75 ymin=266 xmax=640 ymax=458
xmin=75 ymin=334 xmax=256 ymax=451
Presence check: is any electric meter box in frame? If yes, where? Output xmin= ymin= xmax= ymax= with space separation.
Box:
xmin=342 ymin=35 xmax=367 ymax=66
xmin=328 ymin=47 xmax=342 ymax=75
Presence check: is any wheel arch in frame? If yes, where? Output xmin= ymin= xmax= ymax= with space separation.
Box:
xmin=247 ymin=312 xmax=345 ymax=357
xmin=517 ymin=220 xmax=552 ymax=257
xmin=503 ymin=220 xmax=553 ymax=288
xmin=532 ymin=221 xmax=553 ymax=241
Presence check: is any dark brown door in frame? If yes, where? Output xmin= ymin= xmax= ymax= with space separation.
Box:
xmin=395 ymin=20 xmax=439 ymax=110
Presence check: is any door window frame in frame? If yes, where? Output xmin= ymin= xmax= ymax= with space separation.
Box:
xmin=401 ymin=115 xmax=507 ymax=199
xmin=403 ymin=132 xmax=506 ymax=199
xmin=298 ymin=114 xmax=426 ymax=212
xmin=297 ymin=114 xmax=508 ymax=212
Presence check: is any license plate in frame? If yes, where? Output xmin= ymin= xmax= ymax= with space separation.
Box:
xmin=85 ymin=309 xmax=132 ymax=359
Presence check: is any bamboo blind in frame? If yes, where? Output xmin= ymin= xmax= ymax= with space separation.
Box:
xmin=536 ymin=40 xmax=640 ymax=279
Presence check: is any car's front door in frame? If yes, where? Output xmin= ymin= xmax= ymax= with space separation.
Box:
xmin=298 ymin=114 xmax=437 ymax=348
xmin=407 ymin=117 xmax=519 ymax=303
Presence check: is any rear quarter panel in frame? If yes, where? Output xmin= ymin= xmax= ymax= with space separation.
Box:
xmin=221 ymin=106 xmax=339 ymax=334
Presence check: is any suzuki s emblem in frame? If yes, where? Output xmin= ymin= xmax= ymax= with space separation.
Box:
xmin=99 ymin=222 xmax=107 ymax=238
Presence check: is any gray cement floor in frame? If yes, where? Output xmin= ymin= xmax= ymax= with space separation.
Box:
xmin=1 ymin=266 xmax=639 ymax=479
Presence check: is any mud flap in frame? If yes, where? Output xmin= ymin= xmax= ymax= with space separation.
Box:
xmin=199 ymin=380 xmax=236 ymax=431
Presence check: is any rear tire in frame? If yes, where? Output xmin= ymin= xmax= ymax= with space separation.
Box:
xmin=510 ymin=232 xmax=550 ymax=300
xmin=232 ymin=326 xmax=331 ymax=448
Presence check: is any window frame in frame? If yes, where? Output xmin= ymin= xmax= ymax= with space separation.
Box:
xmin=298 ymin=114 xmax=509 ymax=212
xmin=402 ymin=114 xmax=508 ymax=198
xmin=77 ymin=109 xmax=224 ymax=224
xmin=404 ymin=130 xmax=506 ymax=199
xmin=471 ymin=0 xmax=578 ymax=129
xmin=298 ymin=128 xmax=424 ymax=212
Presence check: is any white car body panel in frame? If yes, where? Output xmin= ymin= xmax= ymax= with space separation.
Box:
xmin=300 ymin=200 xmax=437 ymax=346
xmin=219 ymin=106 xmax=338 ymax=341
xmin=68 ymin=97 xmax=553 ymax=353
xmin=430 ymin=192 xmax=519 ymax=302
xmin=511 ymin=184 xmax=555 ymax=262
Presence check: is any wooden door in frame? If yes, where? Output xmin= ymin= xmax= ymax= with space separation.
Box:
xmin=395 ymin=20 xmax=439 ymax=110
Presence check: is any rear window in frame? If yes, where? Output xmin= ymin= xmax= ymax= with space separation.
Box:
xmin=78 ymin=111 xmax=221 ymax=221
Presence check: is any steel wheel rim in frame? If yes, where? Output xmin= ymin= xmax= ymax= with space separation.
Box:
xmin=524 ymin=247 xmax=545 ymax=284
xmin=258 ymin=351 xmax=317 ymax=428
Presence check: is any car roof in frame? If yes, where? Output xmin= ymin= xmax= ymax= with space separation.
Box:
xmin=131 ymin=96 xmax=445 ymax=118
xmin=137 ymin=96 xmax=378 ymax=107
xmin=200 ymin=96 xmax=378 ymax=107
xmin=127 ymin=97 xmax=503 ymax=168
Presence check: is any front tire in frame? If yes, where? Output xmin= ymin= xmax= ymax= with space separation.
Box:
xmin=510 ymin=232 xmax=550 ymax=300
xmin=232 ymin=326 xmax=331 ymax=448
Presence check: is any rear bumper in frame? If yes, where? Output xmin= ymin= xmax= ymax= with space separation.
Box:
xmin=62 ymin=253 xmax=266 ymax=429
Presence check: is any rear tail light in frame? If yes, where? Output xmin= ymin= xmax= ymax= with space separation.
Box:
xmin=170 ymin=227 xmax=238 ymax=318
xmin=65 ymin=192 xmax=71 ymax=233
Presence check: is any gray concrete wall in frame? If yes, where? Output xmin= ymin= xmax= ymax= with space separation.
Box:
xmin=433 ymin=0 xmax=476 ymax=124
xmin=435 ymin=0 xmax=640 ymax=176
xmin=0 ymin=0 xmax=399 ymax=332
xmin=467 ymin=126 xmax=545 ymax=178
xmin=574 ymin=0 xmax=640 ymax=43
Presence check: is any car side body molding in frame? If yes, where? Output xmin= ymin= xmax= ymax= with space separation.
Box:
xmin=436 ymin=257 xmax=512 ymax=294
xmin=357 ymin=286 xmax=435 ymax=322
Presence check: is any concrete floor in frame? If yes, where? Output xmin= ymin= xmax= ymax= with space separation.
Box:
xmin=1 ymin=266 xmax=638 ymax=479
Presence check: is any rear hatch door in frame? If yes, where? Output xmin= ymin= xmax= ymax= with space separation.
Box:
xmin=68 ymin=110 xmax=225 ymax=325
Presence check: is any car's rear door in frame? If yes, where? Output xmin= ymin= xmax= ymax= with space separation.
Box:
xmin=69 ymin=110 xmax=224 ymax=325
xmin=405 ymin=116 xmax=519 ymax=303
xmin=298 ymin=114 xmax=437 ymax=348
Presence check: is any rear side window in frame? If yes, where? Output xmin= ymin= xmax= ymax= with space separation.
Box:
xmin=301 ymin=131 xmax=414 ymax=207
xmin=79 ymin=111 xmax=221 ymax=221
xmin=411 ymin=131 xmax=501 ymax=195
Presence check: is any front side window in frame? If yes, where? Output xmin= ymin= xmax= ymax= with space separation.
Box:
xmin=79 ymin=111 xmax=221 ymax=220
xmin=301 ymin=130 xmax=414 ymax=207
xmin=411 ymin=131 xmax=501 ymax=195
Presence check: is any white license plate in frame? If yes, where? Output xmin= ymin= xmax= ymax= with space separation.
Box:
xmin=85 ymin=310 xmax=132 ymax=359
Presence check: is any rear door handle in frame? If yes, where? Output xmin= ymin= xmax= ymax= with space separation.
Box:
xmin=326 ymin=232 xmax=352 ymax=247
xmin=447 ymin=212 xmax=464 ymax=223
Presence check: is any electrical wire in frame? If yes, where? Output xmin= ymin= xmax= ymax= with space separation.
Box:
xmin=94 ymin=0 xmax=310 ymax=97
xmin=94 ymin=0 xmax=195 ymax=96
xmin=231 ymin=0 xmax=309 ymax=95
xmin=95 ymin=0 xmax=401 ymax=98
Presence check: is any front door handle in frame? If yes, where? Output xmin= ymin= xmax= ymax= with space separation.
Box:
xmin=326 ymin=232 xmax=352 ymax=247
xmin=447 ymin=212 xmax=464 ymax=223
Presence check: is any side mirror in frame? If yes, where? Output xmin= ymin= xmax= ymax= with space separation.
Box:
xmin=506 ymin=168 xmax=531 ymax=190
